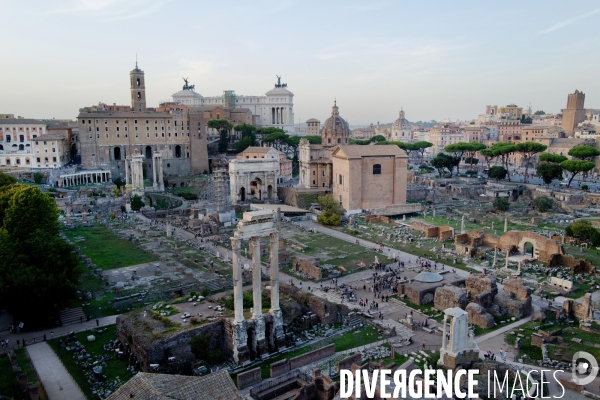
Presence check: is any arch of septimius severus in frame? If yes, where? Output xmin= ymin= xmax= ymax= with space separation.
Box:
xmin=230 ymin=209 xmax=285 ymax=363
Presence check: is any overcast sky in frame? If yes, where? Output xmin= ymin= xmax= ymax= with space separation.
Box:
xmin=1 ymin=0 xmax=599 ymax=125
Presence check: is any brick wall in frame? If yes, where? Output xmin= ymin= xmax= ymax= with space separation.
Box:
xmin=270 ymin=359 xmax=291 ymax=378
xmin=289 ymin=344 xmax=335 ymax=369
xmin=237 ymin=367 xmax=261 ymax=390
xmin=336 ymin=353 xmax=361 ymax=372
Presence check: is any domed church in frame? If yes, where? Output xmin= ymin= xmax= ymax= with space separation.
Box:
xmin=298 ymin=101 xmax=417 ymax=216
xmin=389 ymin=109 xmax=412 ymax=140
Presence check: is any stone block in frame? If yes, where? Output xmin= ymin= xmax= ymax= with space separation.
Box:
xmin=465 ymin=302 xmax=494 ymax=328
xmin=434 ymin=285 xmax=466 ymax=311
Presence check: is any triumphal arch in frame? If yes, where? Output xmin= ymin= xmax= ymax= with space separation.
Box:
xmin=230 ymin=210 xmax=285 ymax=363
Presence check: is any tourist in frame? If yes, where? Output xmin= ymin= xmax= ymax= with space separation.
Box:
xmin=422 ymin=340 xmax=426 ymax=349
xmin=96 ymin=319 xmax=99 ymax=327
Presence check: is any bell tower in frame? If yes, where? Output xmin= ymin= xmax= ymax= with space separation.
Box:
xmin=130 ymin=62 xmax=146 ymax=111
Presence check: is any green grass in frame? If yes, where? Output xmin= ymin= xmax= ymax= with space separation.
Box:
xmin=0 ymin=354 xmax=23 ymax=399
xmin=48 ymin=325 xmax=131 ymax=400
xmin=64 ymin=224 xmax=158 ymax=270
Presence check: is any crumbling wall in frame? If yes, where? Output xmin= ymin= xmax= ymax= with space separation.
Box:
xmin=279 ymin=283 xmax=349 ymax=326
xmin=493 ymin=279 xmax=532 ymax=318
xmin=433 ymin=285 xmax=467 ymax=311
xmin=411 ymin=221 xmax=439 ymax=238
xmin=237 ymin=367 xmax=261 ymax=389
xmin=559 ymin=293 xmax=593 ymax=321
xmin=466 ymin=274 xmax=498 ymax=308
xmin=549 ymin=254 xmax=595 ymax=275
xmin=293 ymin=257 xmax=323 ymax=280
xmin=466 ymin=302 xmax=494 ymax=328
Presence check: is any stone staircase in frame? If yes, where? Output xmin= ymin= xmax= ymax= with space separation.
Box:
xmin=59 ymin=307 xmax=86 ymax=326
xmin=378 ymin=319 xmax=415 ymax=340
xmin=347 ymin=312 xmax=363 ymax=328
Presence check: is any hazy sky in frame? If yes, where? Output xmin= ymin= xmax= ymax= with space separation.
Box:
xmin=1 ymin=0 xmax=599 ymax=125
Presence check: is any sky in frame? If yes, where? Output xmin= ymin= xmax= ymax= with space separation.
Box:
xmin=1 ymin=0 xmax=599 ymax=125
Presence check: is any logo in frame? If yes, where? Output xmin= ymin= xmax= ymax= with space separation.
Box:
xmin=571 ymin=351 xmax=599 ymax=386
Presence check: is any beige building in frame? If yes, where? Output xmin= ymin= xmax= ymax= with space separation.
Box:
xmin=562 ymin=90 xmax=586 ymax=137
xmin=429 ymin=124 xmax=462 ymax=153
xmin=518 ymin=125 xmax=562 ymax=143
xmin=32 ymin=129 xmax=71 ymax=168
xmin=298 ymin=101 xmax=416 ymax=215
xmin=332 ymin=145 xmax=408 ymax=214
xmin=497 ymin=104 xmax=523 ymax=120
xmin=78 ymin=63 xmax=209 ymax=179
xmin=305 ymin=118 xmax=320 ymax=136
xmin=0 ymin=118 xmax=47 ymax=168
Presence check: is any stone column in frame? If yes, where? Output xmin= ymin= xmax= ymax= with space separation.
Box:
xmin=251 ymin=237 xmax=262 ymax=318
xmin=505 ymin=249 xmax=510 ymax=268
xmin=442 ymin=314 xmax=448 ymax=349
xmin=158 ymin=153 xmax=164 ymax=191
xmin=125 ymin=159 xmax=130 ymax=186
xmin=152 ymin=155 xmax=157 ymax=190
xmin=504 ymin=217 xmax=508 ymax=233
xmin=461 ymin=216 xmax=465 ymax=234
xmin=269 ymin=232 xmax=279 ymax=312
xmin=231 ymin=238 xmax=244 ymax=323
xmin=492 ymin=246 xmax=497 ymax=268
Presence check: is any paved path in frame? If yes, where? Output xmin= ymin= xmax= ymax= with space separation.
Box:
xmin=27 ymin=342 xmax=86 ymax=400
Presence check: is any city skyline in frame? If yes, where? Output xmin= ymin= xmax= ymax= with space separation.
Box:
xmin=1 ymin=0 xmax=600 ymax=124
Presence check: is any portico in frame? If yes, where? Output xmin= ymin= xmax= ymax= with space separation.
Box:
xmin=58 ymin=170 xmax=112 ymax=187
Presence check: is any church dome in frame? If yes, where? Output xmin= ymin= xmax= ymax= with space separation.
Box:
xmin=321 ymin=101 xmax=350 ymax=146
xmin=393 ymin=109 xmax=409 ymax=129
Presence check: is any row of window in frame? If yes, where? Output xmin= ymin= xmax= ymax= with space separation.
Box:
xmin=82 ymin=119 xmax=187 ymax=126
xmin=2 ymin=156 xmax=57 ymax=165
xmin=88 ymin=131 xmax=190 ymax=140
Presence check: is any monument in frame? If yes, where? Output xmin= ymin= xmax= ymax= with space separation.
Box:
xmin=230 ymin=209 xmax=285 ymax=364
xmin=439 ymin=307 xmax=480 ymax=368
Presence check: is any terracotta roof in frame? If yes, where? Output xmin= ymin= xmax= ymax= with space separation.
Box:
xmin=332 ymin=144 xmax=406 ymax=159
xmin=107 ymin=370 xmax=241 ymax=400
xmin=240 ymin=146 xmax=273 ymax=154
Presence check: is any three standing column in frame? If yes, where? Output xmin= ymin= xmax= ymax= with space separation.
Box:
xmin=251 ymin=237 xmax=262 ymax=319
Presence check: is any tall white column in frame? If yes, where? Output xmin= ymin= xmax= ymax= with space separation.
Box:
xmin=125 ymin=160 xmax=130 ymax=185
xmin=270 ymin=232 xmax=280 ymax=312
xmin=251 ymin=236 xmax=262 ymax=319
xmin=232 ymin=238 xmax=243 ymax=323
xmin=152 ymin=155 xmax=157 ymax=189
xmin=158 ymin=153 xmax=164 ymax=191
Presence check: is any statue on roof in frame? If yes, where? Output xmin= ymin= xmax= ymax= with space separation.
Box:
xmin=182 ymin=77 xmax=195 ymax=91
xmin=276 ymin=75 xmax=281 ymax=86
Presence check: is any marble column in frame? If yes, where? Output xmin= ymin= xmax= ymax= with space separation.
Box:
xmin=251 ymin=237 xmax=262 ymax=319
xmin=461 ymin=216 xmax=465 ymax=234
xmin=125 ymin=160 xmax=130 ymax=186
xmin=269 ymin=232 xmax=279 ymax=312
xmin=504 ymin=217 xmax=508 ymax=233
xmin=492 ymin=246 xmax=497 ymax=268
xmin=505 ymin=249 xmax=510 ymax=268
xmin=158 ymin=153 xmax=164 ymax=191
xmin=152 ymin=155 xmax=157 ymax=189
xmin=231 ymin=238 xmax=244 ymax=323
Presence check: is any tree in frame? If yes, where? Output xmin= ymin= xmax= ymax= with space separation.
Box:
xmin=0 ymin=172 xmax=17 ymax=188
xmin=534 ymin=110 xmax=546 ymax=115
xmin=130 ymin=194 xmax=144 ymax=211
xmin=112 ymin=177 xmax=125 ymax=190
xmin=538 ymin=153 xmax=567 ymax=164
xmin=488 ymin=166 xmax=507 ymax=181
xmin=521 ymin=116 xmax=532 ymax=124
xmin=464 ymin=157 xmax=479 ymax=166
xmin=444 ymin=142 xmax=471 ymax=173
xmin=316 ymin=194 xmax=341 ymax=226
xmin=560 ymin=160 xmax=595 ymax=187
xmin=480 ymin=148 xmax=495 ymax=169
xmin=565 ymin=220 xmax=600 ymax=245
xmin=412 ymin=141 xmax=433 ymax=159
xmin=536 ymin=162 xmax=563 ymax=187
xmin=463 ymin=143 xmax=486 ymax=171
xmin=489 ymin=142 xmax=516 ymax=180
xmin=493 ymin=198 xmax=510 ymax=211
xmin=532 ymin=197 xmax=553 ymax=212
xmin=514 ymin=142 xmax=547 ymax=182
xmin=431 ymin=153 xmax=460 ymax=177
xmin=304 ymin=136 xmax=322 ymax=145
xmin=234 ymin=124 xmax=257 ymax=153
xmin=33 ymin=172 xmax=43 ymax=184
xmin=208 ymin=119 xmax=233 ymax=153
xmin=568 ymin=145 xmax=600 ymax=160
xmin=0 ymin=185 xmax=81 ymax=327
xmin=371 ymin=135 xmax=386 ymax=143
xmin=261 ymin=130 xmax=289 ymax=151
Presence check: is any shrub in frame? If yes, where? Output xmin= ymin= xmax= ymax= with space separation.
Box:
xmin=532 ymin=197 xmax=553 ymax=212
xmin=179 ymin=192 xmax=198 ymax=200
xmin=200 ymin=287 xmax=210 ymax=297
xmin=582 ymin=185 xmax=589 ymax=191
xmin=120 ymin=205 xmax=126 ymax=212
xmin=33 ymin=172 xmax=43 ymax=184
xmin=493 ymin=198 xmax=510 ymax=211
xmin=189 ymin=317 xmax=200 ymax=325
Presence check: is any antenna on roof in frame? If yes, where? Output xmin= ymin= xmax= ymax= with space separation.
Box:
xmin=135 ymin=53 xmax=138 ymax=69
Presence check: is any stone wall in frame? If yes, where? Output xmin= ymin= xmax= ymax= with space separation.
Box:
xmin=549 ymin=254 xmax=595 ymax=275
xmin=293 ymin=257 xmax=323 ymax=280
xmin=560 ymin=293 xmax=593 ymax=321
xmin=270 ymin=359 xmax=291 ymax=378
xmin=404 ymin=282 xmax=444 ymax=305
xmin=411 ymin=221 xmax=439 ymax=238
xmin=466 ymin=302 xmax=494 ymax=328
xmin=441 ymin=349 xmax=479 ymax=369
xmin=279 ymin=283 xmax=349 ymax=326
xmin=493 ymin=279 xmax=532 ymax=319
xmin=466 ymin=274 xmax=498 ymax=308
xmin=502 ymin=278 xmax=531 ymax=301
xmin=433 ymin=285 xmax=467 ymax=311
xmin=336 ymin=353 xmax=362 ymax=373
xmin=237 ymin=367 xmax=261 ymax=389
xmin=531 ymin=333 xmax=543 ymax=348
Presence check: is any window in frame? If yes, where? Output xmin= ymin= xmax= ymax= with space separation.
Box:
xmin=373 ymin=164 xmax=381 ymax=175
xmin=313 ymin=180 xmax=316 ymax=185
xmin=322 ymin=170 xmax=325 ymax=177
xmin=339 ymin=175 xmax=343 ymax=185
xmin=104 ymin=120 xmax=108 ymax=124
xmin=52 ymin=148 xmax=55 ymax=152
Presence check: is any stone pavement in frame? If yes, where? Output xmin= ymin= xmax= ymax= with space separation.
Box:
xmin=27 ymin=342 xmax=86 ymax=400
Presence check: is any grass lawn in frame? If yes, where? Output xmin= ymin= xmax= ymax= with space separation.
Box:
xmin=233 ymin=325 xmax=383 ymax=380
xmin=64 ymin=224 xmax=158 ymax=270
xmin=48 ymin=325 xmax=131 ymax=400
xmin=0 ymin=354 xmax=22 ymax=399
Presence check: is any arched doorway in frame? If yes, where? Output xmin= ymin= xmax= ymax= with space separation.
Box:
xmin=524 ymin=242 xmax=534 ymax=257
xmin=239 ymin=187 xmax=246 ymax=202
xmin=145 ymin=146 xmax=152 ymax=160
xmin=114 ymin=147 xmax=121 ymax=160
xmin=251 ymin=177 xmax=262 ymax=200
xmin=267 ymin=185 xmax=273 ymax=200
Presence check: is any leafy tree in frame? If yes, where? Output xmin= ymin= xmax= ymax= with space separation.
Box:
xmin=208 ymin=119 xmax=233 ymax=153
xmin=316 ymin=194 xmax=341 ymax=226
xmin=235 ymin=136 xmax=254 ymax=153
xmin=261 ymin=130 xmax=289 ymax=151
xmin=463 ymin=143 xmax=486 ymax=171
xmin=582 ymin=184 xmax=589 ymax=191
xmin=190 ymin=334 xmax=210 ymax=361
xmin=536 ymin=162 xmax=563 ymax=187
xmin=489 ymin=142 xmax=516 ymax=179
xmin=130 ymin=194 xmax=144 ymax=211
xmin=521 ymin=116 xmax=532 ymax=124
xmin=412 ymin=141 xmax=433 ymax=159
xmin=488 ymin=166 xmax=507 ymax=181
xmin=444 ymin=142 xmax=475 ymax=173
xmin=0 ymin=185 xmax=81 ymax=327
xmin=431 ymin=153 xmax=460 ymax=177
xmin=291 ymin=155 xmax=299 ymax=174
xmin=371 ymin=135 xmax=386 ymax=143
xmin=493 ymin=197 xmax=510 ymax=211
xmin=234 ymin=124 xmax=257 ymax=153
xmin=33 ymin=172 xmax=43 ymax=184
xmin=565 ymin=220 xmax=600 ymax=245
xmin=480 ymin=148 xmax=495 ymax=169
xmin=112 ymin=177 xmax=125 ymax=190
xmin=532 ymin=197 xmax=553 ymax=212
xmin=534 ymin=110 xmax=546 ymax=115
xmin=560 ymin=160 xmax=595 ymax=187
xmin=514 ymin=142 xmax=547 ymax=182
xmin=0 ymin=172 xmax=17 ymax=188
xmin=538 ymin=153 xmax=567 ymax=164
xmin=464 ymin=157 xmax=479 ymax=165
xmin=568 ymin=145 xmax=600 ymax=160
xmin=304 ymin=136 xmax=322 ymax=145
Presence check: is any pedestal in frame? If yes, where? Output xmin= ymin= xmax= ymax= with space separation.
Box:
xmin=270 ymin=309 xmax=286 ymax=349
xmin=231 ymin=320 xmax=249 ymax=364
xmin=254 ymin=315 xmax=268 ymax=357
